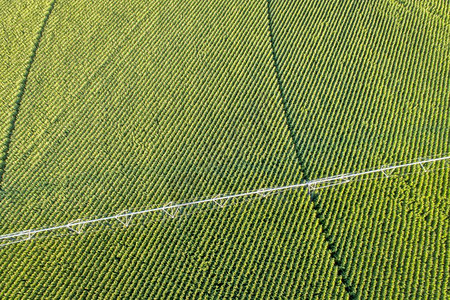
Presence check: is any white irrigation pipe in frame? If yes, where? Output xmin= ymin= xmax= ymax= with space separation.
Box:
xmin=1 ymin=155 xmax=449 ymax=245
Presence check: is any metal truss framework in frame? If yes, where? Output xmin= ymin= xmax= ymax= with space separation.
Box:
xmin=1 ymin=155 xmax=449 ymax=247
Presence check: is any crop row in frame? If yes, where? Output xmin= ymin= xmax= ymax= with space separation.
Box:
xmin=0 ymin=0 xmax=303 ymax=234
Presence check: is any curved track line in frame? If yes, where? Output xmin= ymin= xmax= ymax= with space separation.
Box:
xmin=0 ymin=0 xmax=57 ymax=190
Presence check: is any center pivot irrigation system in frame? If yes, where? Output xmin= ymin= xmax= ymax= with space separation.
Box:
xmin=1 ymin=155 xmax=449 ymax=247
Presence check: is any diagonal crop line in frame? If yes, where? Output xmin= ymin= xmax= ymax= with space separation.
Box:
xmin=0 ymin=0 xmax=57 ymax=190
xmin=265 ymin=0 xmax=356 ymax=298
xmin=265 ymin=0 xmax=308 ymax=182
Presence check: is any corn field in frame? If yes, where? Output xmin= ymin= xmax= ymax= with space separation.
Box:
xmin=0 ymin=0 xmax=448 ymax=298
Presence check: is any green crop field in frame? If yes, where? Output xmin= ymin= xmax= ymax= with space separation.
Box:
xmin=0 ymin=0 xmax=448 ymax=298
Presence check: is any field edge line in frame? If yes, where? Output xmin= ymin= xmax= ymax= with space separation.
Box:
xmin=0 ymin=0 xmax=57 ymax=190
